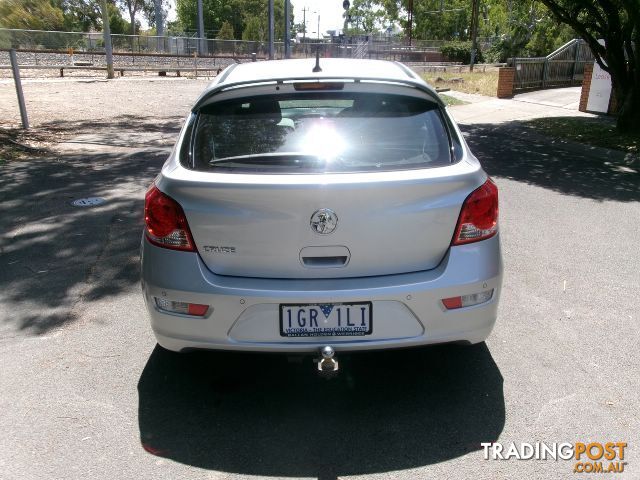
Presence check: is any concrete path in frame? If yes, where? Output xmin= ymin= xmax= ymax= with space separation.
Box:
xmin=513 ymin=86 xmax=582 ymax=110
xmin=445 ymin=86 xmax=593 ymax=125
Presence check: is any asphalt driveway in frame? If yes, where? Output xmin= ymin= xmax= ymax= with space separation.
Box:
xmin=1 ymin=81 xmax=638 ymax=479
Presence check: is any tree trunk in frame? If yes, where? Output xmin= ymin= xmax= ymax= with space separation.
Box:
xmin=129 ymin=10 xmax=136 ymax=35
xmin=615 ymin=86 xmax=640 ymax=134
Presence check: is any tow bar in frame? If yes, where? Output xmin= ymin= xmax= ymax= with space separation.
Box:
xmin=316 ymin=346 xmax=339 ymax=378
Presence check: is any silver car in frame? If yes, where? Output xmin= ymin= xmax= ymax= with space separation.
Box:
xmin=141 ymin=58 xmax=502 ymax=369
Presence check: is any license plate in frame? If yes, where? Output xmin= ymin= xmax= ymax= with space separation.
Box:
xmin=279 ymin=302 xmax=372 ymax=337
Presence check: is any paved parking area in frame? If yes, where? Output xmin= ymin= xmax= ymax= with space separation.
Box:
xmin=1 ymin=80 xmax=638 ymax=479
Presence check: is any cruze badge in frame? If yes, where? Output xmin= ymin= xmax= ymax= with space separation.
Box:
xmin=310 ymin=209 xmax=338 ymax=235
xmin=203 ymin=245 xmax=236 ymax=253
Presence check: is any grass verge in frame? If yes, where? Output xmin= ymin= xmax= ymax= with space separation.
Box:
xmin=439 ymin=94 xmax=469 ymax=106
xmin=422 ymin=71 xmax=498 ymax=97
xmin=521 ymin=116 xmax=639 ymax=154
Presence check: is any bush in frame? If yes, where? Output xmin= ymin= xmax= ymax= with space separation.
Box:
xmin=485 ymin=40 xmax=512 ymax=63
xmin=440 ymin=41 xmax=484 ymax=64
xmin=484 ymin=29 xmax=530 ymax=63
xmin=217 ymin=21 xmax=235 ymax=40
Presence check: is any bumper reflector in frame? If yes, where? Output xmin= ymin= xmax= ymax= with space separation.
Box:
xmin=155 ymin=297 xmax=209 ymax=316
xmin=442 ymin=289 xmax=494 ymax=310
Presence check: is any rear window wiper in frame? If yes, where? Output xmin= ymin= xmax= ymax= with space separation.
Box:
xmin=208 ymin=152 xmax=327 ymax=167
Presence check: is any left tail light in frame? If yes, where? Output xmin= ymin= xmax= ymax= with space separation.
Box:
xmin=144 ymin=185 xmax=196 ymax=251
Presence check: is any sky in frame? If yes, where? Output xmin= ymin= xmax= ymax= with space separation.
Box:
xmin=293 ymin=0 xmax=347 ymax=35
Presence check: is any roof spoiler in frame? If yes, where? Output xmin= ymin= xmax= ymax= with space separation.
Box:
xmin=191 ymin=76 xmax=444 ymax=112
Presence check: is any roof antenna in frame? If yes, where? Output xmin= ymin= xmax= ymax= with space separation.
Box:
xmin=312 ymin=46 xmax=322 ymax=73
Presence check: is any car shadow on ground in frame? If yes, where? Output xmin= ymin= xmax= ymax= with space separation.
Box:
xmin=137 ymin=343 xmax=504 ymax=479
xmin=460 ymin=121 xmax=640 ymax=202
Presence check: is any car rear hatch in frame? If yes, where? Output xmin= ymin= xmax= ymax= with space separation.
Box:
xmin=159 ymin=82 xmax=485 ymax=279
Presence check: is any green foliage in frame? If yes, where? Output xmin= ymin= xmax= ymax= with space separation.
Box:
xmin=107 ymin=2 xmax=132 ymax=34
xmin=0 ymin=0 xmax=64 ymax=30
xmin=379 ymin=0 xmax=576 ymax=55
xmin=216 ymin=19 xmax=234 ymax=39
xmin=117 ymin=0 xmax=157 ymax=34
xmin=413 ymin=0 xmax=470 ymax=40
xmin=346 ymin=0 xmax=385 ymax=33
xmin=484 ymin=38 xmax=516 ymax=63
xmin=140 ymin=0 xmax=170 ymax=29
xmin=524 ymin=14 xmax=573 ymax=56
xmin=55 ymin=0 xmax=102 ymax=32
xmin=175 ymin=0 xmax=291 ymax=40
xmin=0 ymin=0 xmax=134 ymax=36
xmin=441 ymin=40 xmax=484 ymax=63
xmin=242 ymin=16 xmax=263 ymax=41
xmin=481 ymin=2 xmax=574 ymax=62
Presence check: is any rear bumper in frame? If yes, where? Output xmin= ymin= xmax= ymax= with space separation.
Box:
xmin=141 ymin=234 xmax=503 ymax=353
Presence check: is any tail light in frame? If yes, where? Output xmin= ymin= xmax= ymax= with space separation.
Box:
xmin=452 ymin=179 xmax=499 ymax=245
xmin=155 ymin=297 xmax=209 ymax=316
xmin=442 ymin=290 xmax=494 ymax=309
xmin=144 ymin=185 xmax=195 ymax=251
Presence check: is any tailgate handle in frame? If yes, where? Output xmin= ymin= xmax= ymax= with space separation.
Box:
xmin=301 ymin=256 xmax=348 ymax=268
xmin=299 ymin=246 xmax=351 ymax=268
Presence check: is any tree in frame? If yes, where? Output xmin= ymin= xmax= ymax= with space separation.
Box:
xmin=140 ymin=0 xmax=170 ymax=30
xmin=217 ymin=20 xmax=235 ymax=39
xmin=0 ymin=0 xmax=64 ymax=30
xmin=242 ymin=15 xmax=264 ymax=41
xmin=55 ymin=0 xmax=102 ymax=31
xmin=175 ymin=0 xmax=290 ymax=40
xmin=118 ymin=0 xmax=146 ymax=34
xmin=346 ymin=0 xmax=385 ymax=34
xmin=538 ymin=0 xmax=639 ymax=132
xmin=107 ymin=2 xmax=132 ymax=34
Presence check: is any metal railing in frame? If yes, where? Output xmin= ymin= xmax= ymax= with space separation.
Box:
xmin=510 ymin=39 xmax=594 ymax=91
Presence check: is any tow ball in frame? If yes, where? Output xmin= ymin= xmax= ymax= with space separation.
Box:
xmin=316 ymin=346 xmax=339 ymax=378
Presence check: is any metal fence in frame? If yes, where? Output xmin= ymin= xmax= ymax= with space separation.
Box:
xmin=0 ymin=28 xmax=463 ymax=64
xmin=0 ymin=28 xmax=271 ymax=57
xmin=510 ymin=39 xmax=594 ymax=91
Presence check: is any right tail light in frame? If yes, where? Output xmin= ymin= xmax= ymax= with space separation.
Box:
xmin=452 ymin=179 xmax=499 ymax=245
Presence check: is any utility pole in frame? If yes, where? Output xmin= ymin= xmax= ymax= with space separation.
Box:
xmin=343 ymin=0 xmax=350 ymax=34
xmin=317 ymin=14 xmax=320 ymax=41
xmin=268 ymin=0 xmax=274 ymax=59
xmin=302 ymin=7 xmax=307 ymax=43
xmin=154 ymin=0 xmax=163 ymax=36
xmin=284 ymin=0 xmax=291 ymax=58
xmin=9 ymin=49 xmax=29 ymax=129
xmin=100 ymin=0 xmax=114 ymax=79
xmin=407 ymin=0 xmax=414 ymax=46
xmin=197 ymin=0 xmax=205 ymax=54
xmin=154 ymin=0 xmax=163 ymax=53
xmin=469 ymin=0 xmax=480 ymax=71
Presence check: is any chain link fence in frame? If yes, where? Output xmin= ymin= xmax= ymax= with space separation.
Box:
xmin=0 ymin=28 xmax=509 ymax=80
xmin=0 ymin=28 xmax=463 ymax=64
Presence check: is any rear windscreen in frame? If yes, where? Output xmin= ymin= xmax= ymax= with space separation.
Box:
xmin=191 ymin=93 xmax=453 ymax=173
